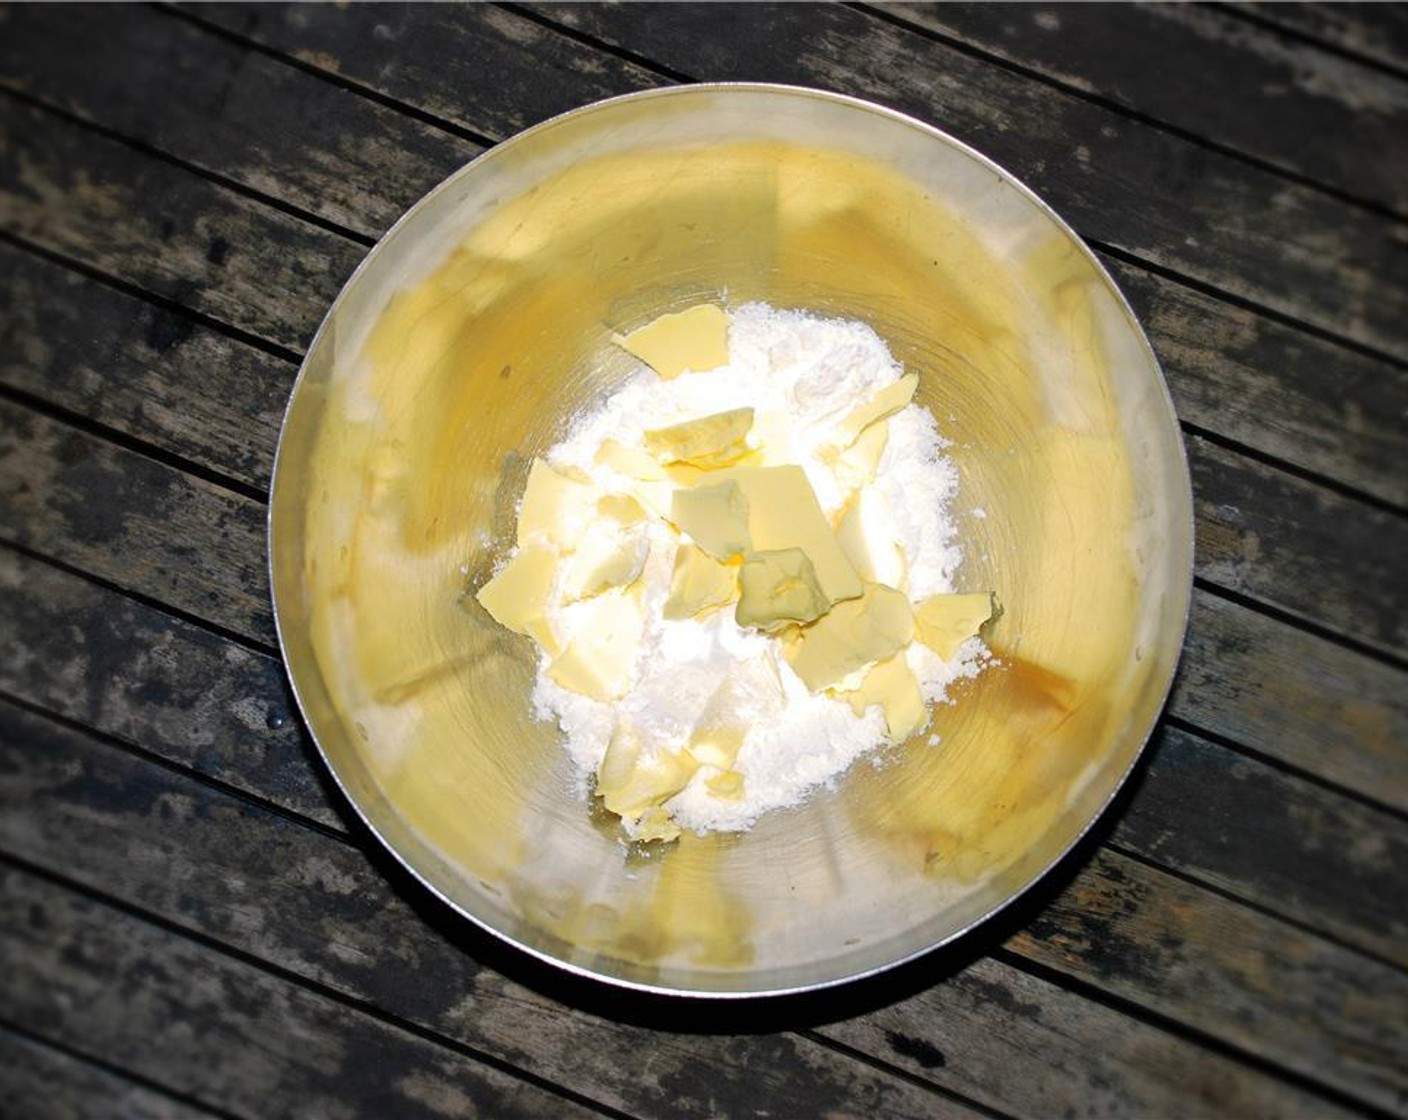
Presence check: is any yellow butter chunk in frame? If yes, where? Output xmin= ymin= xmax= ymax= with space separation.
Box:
xmin=595 ymin=439 xmax=675 ymax=518
xmin=712 ymin=465 xmax=863 ymax=604
xmin=736 ymin=548 xmax=830 ymax=632
xmin=914 ymin=592 xmax=995 ymax=661
xmin=516 ymin=458 xmax=593 ymax=549
xmin=596 ymin=727 xmax=699 ymax=819
xmin=598 ymin=493 xmax=647 ymax=524
xmin=633 ymin=807 xmax=683 ymax=843
xmin=705 ymin=770 xmax=745 ymax=800
xmin=645 ymin=407 xmax=755 ymax=470
xmin=670 ymin=481 xmax=752 ymax=560
xmin=546 ymin=589 xmax=646 ymax=700
xmin=616 ymin=304 xmax=730 ymax=380
xmin=562 ymin=523 xmax=648 ymax=601
xmin=836 ymin=488 xmax=906 ymax=589
xmin=832 ymin=374 xmax=918 ymax=449
xmin=842 ymin=652 xmax=927 ymax=741
xmin=474 ymin=543 xmax=559 ymax=653
xmin=828 ymin=419 xmax=889 ymax=495
xmin=664 ymin=543 xmax=737 ymax=620
xmin=784 ymin=583 xmax=914 ymax=692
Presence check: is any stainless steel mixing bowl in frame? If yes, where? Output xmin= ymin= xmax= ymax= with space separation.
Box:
xmin=269 ymin=84 xmax=1193 ymax=996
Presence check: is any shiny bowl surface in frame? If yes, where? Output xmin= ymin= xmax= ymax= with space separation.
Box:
xmin=269 ymin=84 xmax=1193 ymax=996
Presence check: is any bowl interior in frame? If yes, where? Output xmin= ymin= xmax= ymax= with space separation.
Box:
xmin=270 ymin=86 xmax=1192 ymax=995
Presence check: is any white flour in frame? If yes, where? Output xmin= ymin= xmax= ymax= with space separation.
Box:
xmin=530 ymin=304 xmax=986 ymax=833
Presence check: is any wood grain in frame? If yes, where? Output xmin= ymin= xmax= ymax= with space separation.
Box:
xmin=1013 ymin=849 xmax=1408 ymax=1114
xmin=1241 ymin=1 xmax=1408 ymax=76
xmin=175 ymin=2 xmax=665 ymax=143
xmin=0 ymin=243 xmax=291 ymax=491
xmin=1170 ymin=589 xmax=1408 ymax=816
xmin=521 ymin=2 xmax=1408 ymax=361
xmin=0 ymin=98 xmax=359 ymax=353
xmin=1117 ymin=725 xmax=1408 ymax=967
xmin=875 ymin=2 xmax=1408 ymax=215
xmin=0 ymin=1026 xmax=220 ymax=1120
xmin=0 ymin=698 xmax=1363 ymax=1120
xmin=0 ymin=3 xmax=482 ymax=240
xmin=0 ymin=548 xmax=334 ymax=827
xmin=0 ymin=863 xmax=610 ymax=1120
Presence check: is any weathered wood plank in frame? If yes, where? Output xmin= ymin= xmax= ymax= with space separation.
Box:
xmin=0 ymin=401 xmax=273 ymax=643
xmin=876 ymin=2 xmax=1408 ymax=215
xmin=517 ymin=2 xmax=1408 ymax=361
xmin=0 ymin=1026 xmax=219 ymax=1120
xmin=0 ymin=864 xmax=609 ymax=1120
xmin=6 ymin=25 xmax=1408 ymax=511
xmin=0 ymin=548 xmax=334 ymax=827
xmin=0 ymin=705 xmax=988 ymax=1120
xmin=818 ymin=954 xmax=1359 ymax=1120
xmin=1103 ymin=255 xmax=1408 ymax=511
xmin=1241 ymin=2 xmax=1408 ymax=76
xmin=1171 ymin=589 xmax=1408 ymax=816
xmin=0 ymin=99 xmax=359 ymax=353
xmin=0 ymin=699 xmax=1364 ymax=1120
xmin=174 ymin=2 xmax=663 ymax=143
xmin=0 ymin=3 xmax=481 ymax=240
xmin=0 ymin=244 xmax=290 ymax=491
xmin=1013 ymin=848 xmax=1408 ymax=1114
xmin=1189 ymin=434 xmax=1408 ymax=659
xmin=1117 ymin=724 xmax=1408 ymax=967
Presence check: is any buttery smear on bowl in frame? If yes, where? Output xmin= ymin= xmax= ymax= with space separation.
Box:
xmin=476 ymin=303 xmax=994 ymax=841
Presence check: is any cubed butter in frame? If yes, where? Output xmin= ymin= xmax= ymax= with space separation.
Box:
xmin=474 ymin=543 xmax=559 ymax=652
xmin=736 ymin=548 xmax=830 ymax=632
xmin=663 ymin=543 xmax=737 ymax=620
xmin=832 ymin=373 xmax=918 ymax=448
xmin=562 ymin=523 xmax=648 ymax=600
xmin=597 ymin=736 xmax=699 ymax=819
xmin=842 ymin=652 xmax=927 ymax=740
xmin=784 ymin=583 xmax=914 ymax=692
xmin=645 ymin=408 xmax=754 ymax=470
xmin=615 ymin=304 xmax=730 ymax=380
xmin=836 ymin=488 xmax=906 ymax=589
xmin=670 ymin=480 xmax=752 ymax=560
xmin=546 ymin=588 xmax=646 ymax=700
xmin=595 ymin=439 xmax=675 ymax=519
xmin=712 ymin=465 xmax=863 ymax=604
xmin=516 ymin=458 xmax=593 ymax=549
xmin=705 ymin=770 xmax=745 ymax=800
xmin=827 ymin=419 xmax=889 ymax=495
xmin=914 ymin=592 xmax=994 ymax=660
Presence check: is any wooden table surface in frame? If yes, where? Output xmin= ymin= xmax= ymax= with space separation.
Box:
xmin=2 ymin=4 xmax=1406 ymax=1117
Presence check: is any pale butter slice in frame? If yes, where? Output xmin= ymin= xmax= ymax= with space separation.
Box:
xmin=645 ymin=407 xmax=754 ymax=470
xmin=836 ymin=488 xmax=906 ymax=589
xmin=705 ymin=770 xmax=745 ymax=800
xmin=736 ymin=547 xmax=829 ymax=632
xmin=784 ymin=582 xmax=914 ymax=692
xmin=596 ymin=439 xmax=674 ymax=519
xmin=663 ymin=543 xmax=737 ymax=620
xmin=830 ymin=373 xmax=918 ymax=449
xmin=827 ymin=419 xmax=889 ymax=495
xmin=597 ymin=725 xmax=699 ymax=820
xmin=475 ymin=543 xmax=559 ymax=653
xmin=670 ymin=480 xmax=751 ymax=561
xmin=546 ymin=587 xmax=646 ymax=701
xmin=516 ymin=458 xmax=593 ymax=549
xmin=615 ymin=304 xmax=730 ymax=380
xmin=914 ymin=592 xmax=995 ymax=660
xmin=562 ymin=522 xmax=648 ymax=601
xmin=842 ymin=652 xmax=927 ymax=741
xmin=711 ymin=464 xmax=863 ymax=605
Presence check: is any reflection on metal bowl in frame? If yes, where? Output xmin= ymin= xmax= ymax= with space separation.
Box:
xmin=268 ymin=84 xmax=1193 ymax=996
